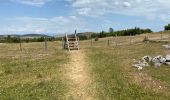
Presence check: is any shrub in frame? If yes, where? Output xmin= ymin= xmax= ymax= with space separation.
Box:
xmin=95 ymin=37 xmax=99 ymax=41
xmin=165 ymin=24 xmax=170 ymax=31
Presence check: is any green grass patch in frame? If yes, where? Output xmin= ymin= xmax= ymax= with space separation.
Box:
xmin=86 ymin=43 xmax=170 ymax=99
xmin=0 ymin=42 xmax=70 ymax=99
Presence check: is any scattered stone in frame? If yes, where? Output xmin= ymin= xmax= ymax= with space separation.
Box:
xmin=165 ymin=55 xmax=170 ymax=65
xmin=142 ymin=56 xmax=152 ymax=63
xmin=152 ymin=55 xmax=166 ymax=67
xmin=162 ymin=45 xmax=170 ymax=49
xmin=133 ymin=55 xmax=170 ymax=70
xmin=138 ymin=66 xmax=143 ymax=70
xmin=133 ymin=59 xmax=149 ymax=70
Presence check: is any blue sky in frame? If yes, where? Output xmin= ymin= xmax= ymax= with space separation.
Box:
xmin=0 ymin=0 xmax=170 ymax=35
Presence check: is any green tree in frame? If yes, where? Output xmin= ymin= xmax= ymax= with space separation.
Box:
xmin=99 ymin=31 xmax=107 ymax=38
xmin=7 ymin=35 xmax=11 ymax=43
xmin=91 ymin=33 xmax=98 ymax=38
xmin=165 ymin=24 xmax=170 ymax=31
xmin=78 ymin=35 xmax=87 ymax=40
xmin=109 ymin=28 xmax=114 ymax=33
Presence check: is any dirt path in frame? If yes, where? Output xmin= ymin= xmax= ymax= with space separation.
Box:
xmin=66 ymin=50 xmax=94 ymax=100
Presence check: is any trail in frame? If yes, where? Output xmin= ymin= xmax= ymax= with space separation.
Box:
xmin=66 ymin=50 xmax=94 ymax=100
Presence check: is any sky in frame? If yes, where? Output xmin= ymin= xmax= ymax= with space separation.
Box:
xmin=0 ymin=0 xmax=170 ymax=35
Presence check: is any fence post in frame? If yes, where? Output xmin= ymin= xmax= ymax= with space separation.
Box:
xmin=130 ymin=34 xmax=132 ymax=45
xmin=62 ymin=37 xmax=64 ymax=49
xmin=19 ymin=37 xmax=22 ymax=51
xmin=161 ymin=31 xmax=163 ymax=40
xmin=20 ymin=42 xmax=22 ymax=51
xmin=108 ymin=39 xmax=110 ymax=47
xmin=20 ymin=41 xmax=22 ymax=51
xmin=115 ymin=34 xmax=117 ymax=46
xmin=91 ymin=38 xmax=93 ymax=47
xmin=45 ymin=37 xmax=47 ymax=51
xmin=77 ymin=37 xmax=80 ymax=50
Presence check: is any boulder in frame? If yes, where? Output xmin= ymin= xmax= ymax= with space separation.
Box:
xmin=133 ymin=55 xmax=170 ymax=70
xmin=142 ymin=56 xmax=152 ymax=62
xmin=165 ymin=55 xmax=170 ymax=65
xmin=162 ymin=45 xmax=170 ymax=49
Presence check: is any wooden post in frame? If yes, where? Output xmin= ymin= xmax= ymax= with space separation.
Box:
xmin=75 ymin=29 xmax=77 ymax=34
xmin=20 ymin=39 xmax=22 ymax=51
xmin=45 ymin=37 xmax=47 ymax=51
xmin=108 ymin=39 xmax=110 ymax=47
xmin=77 ymin=37 xmax=80 ymax=50
xmin=62 ymin=37 xmax=64 ymax=49
xmin=147 ymin=33 xmax=149 ymax=40
xmin=65 ymin=33 xmax=70 ymax=51
xmin=161 ymin=31 xmax=163 ymax=40
xmin=130 ymin=34 xmax=132 ymax=45
xmin=91 ymin=38 xmax=93 ymax=47
xmin=19 ymin=37 xmax=22 ymax=51
xmin=116 ymin=34 xmax=118 ymax=46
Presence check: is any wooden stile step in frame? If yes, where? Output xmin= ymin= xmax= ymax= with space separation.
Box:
xmin=63 ymin=33 xmax=79 ymax=51
xmin=68 ymin=38 xmax=76 ymax=41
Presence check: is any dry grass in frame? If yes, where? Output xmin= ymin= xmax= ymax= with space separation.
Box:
xmin=79 ymin=32 xmax=170 ymax=49
xmin=0 ymin=42 xmax=70 ymax=99
xmin=85 ymin=42 xmax=170 ymax=99
xmin=1 ymin=32 xmax=170 ymax=99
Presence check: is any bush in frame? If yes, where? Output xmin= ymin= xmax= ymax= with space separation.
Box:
xmin=91 ymin=33 xmax=98 ymax=38
xmin=165 ymin=24 xmax=170 ymax=31
xmin=78 ymin=35 xmax=88 ymax=40
xmin=37 ymin=37 xmax=45 ymax=42
xmin=0 ymin=35 xmax=56 ymax=43
xmin=95 ymin=37 xmax=99 ymax=41
xmin=91 ymin=27 xmax=153 ymax=39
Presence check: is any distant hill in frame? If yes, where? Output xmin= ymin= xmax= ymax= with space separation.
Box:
xmin=0 ymin=34 xmax=53 ymax=39
xmin=0 ymin=35 xmax=20 ymax=38
xmin=21 ymin=34 xmax=52 ymax=39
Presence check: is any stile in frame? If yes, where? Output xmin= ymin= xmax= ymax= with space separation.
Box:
xmin=63 ymin=33 xmax=79 ymax=51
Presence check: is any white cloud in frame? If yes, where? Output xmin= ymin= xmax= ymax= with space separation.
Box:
xmin=10 ymin=0 xmax=170 ymax=20
xmin=12 ymin=0 xmax=52 ymax=6
xmin=123 ymin=2 xmax=131 ymax=8
xmin=4 ymin=16 xmax=88 ymax=34
xmin=77 ymin=8 xmax=91 ymax=16
xmin=67 ymin=0 xmax=170 ymax=20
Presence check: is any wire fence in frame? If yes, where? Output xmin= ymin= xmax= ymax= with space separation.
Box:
xmin=1 ymin=32 xmax=170 ymax=52
xmin=79 ymin=32 xmax=170 ymax=49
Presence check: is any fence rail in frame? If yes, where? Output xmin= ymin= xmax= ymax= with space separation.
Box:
xmin=80 ymin=32 xmax=170 ymax=48
xmin=1 ymin=32 xmax=170 ymax=51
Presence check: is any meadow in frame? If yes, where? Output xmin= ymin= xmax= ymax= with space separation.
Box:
xmin=0 ymin=42 xmax=70 ymax=99
xmin=85 ymin=42 xmax=170 ymax=99
xmin=1 ymin=33 xmax=170 ymax=99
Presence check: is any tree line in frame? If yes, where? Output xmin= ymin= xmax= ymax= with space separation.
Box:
xmin=165 ymin=24 xmax=170 ymax=31
xmin=1 ymin=24 xmax=170 ymax=43
xmin=85 ymin=23 xmax=170 ymax=40
xmin=90 ymin=27 xmax=152 ymax=39
xmin=0 ymin=35 xmax=55 ymax=43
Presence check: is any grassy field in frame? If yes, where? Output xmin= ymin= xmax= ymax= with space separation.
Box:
xmin=85 ymin=42 xmax=170 ymax=99
xmin=1 ymin=34 xmax=170 ymax=99
xmin=0 ymin=42 xmax=70 ymax=99
xmin=79 ymin=32 xmax=170 ymax=49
